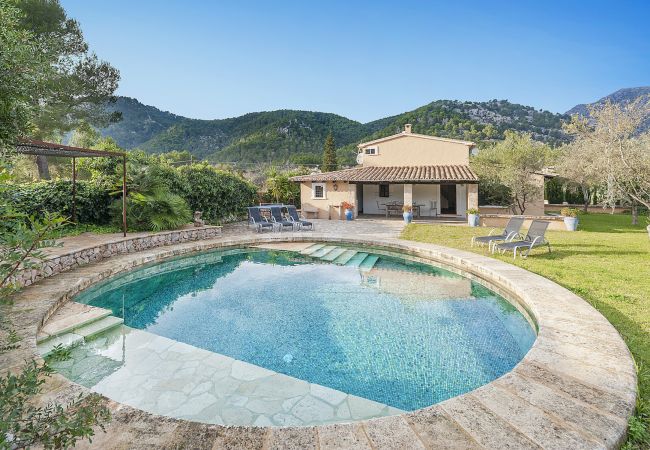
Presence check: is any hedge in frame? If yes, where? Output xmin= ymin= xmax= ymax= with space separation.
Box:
xmin=4 ymin=180 xmax=113 ymax=224
xmin=171 ymin=164 xmax=258 ymax=222
xmin=5 ymin=164 xmax=258 ymax=227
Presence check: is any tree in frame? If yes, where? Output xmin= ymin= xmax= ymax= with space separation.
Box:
xmin=472 ymin=131 xmax=551 ymax=214
xmin=555 ymin=138 xmax=601 ymax=212
xmin=265 ymin=167 xmax=308 ymax=206
xmin=564 ymin=99 xmax=650 ymax=217
xmin=12 ymin=0 xmax=121 ymax=179
xmin=0 ymin=1 xmax=49 ymax=152
xmin=321 ymin=132 xmax=337 ymax=172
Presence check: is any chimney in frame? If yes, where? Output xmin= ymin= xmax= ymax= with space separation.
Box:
xmin=404 ymin=124 xmax=412 ymax=133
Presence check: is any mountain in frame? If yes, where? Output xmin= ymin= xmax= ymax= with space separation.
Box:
xmin=100 ymin=96 xmax=569 ymax=165
xmin=566 ymin=86 xmax=650 ymax=132
xmin=100 ymin=97 xmax=184 ymax=149
xmin=138 ymin=110 xmax=370 ymax=162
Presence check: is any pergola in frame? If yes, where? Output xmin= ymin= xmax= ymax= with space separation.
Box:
xmin=14 ymin=139 xmax=128 ymax=236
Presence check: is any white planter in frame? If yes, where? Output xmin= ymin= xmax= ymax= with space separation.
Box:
xmin=468 ymin=214 xmax=480 ymax=227
xmin=563 ymin=216 xmax=579 ymax=231
xmin=647 ymin=225 xmax=650 ymax=240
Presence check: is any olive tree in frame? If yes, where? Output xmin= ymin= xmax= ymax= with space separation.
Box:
xmin=472 ymin=131 xmax=551 ymax=214
xmin=555 ymin=138 xmax=601 ymax=212
xmin=563 ymin=99 xmax=650 ymax=219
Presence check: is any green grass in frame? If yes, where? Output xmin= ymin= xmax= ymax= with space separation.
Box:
xmin=401 ymin=213 xmax=650 ymax=449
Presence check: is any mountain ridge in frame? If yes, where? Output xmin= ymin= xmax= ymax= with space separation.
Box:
xmin=98 ymin=90 xmax=642 ymax=164
xmin=565 ymin=86 xmax=650 ymax=133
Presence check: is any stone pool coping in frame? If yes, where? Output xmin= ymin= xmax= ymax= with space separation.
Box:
xmin=1 ymin=232 xmax=637 ymax=449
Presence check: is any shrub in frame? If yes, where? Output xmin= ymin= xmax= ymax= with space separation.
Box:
xmin=172 ymin=163 xmax=257 ymax=223
xmin=560 ymin=207 xmax=581 ymax=217
xmin=111 ymin=189 xmax=191 ymax=232
xmin=4 ymin=180 xmax=112 ymax=224
xmin=467 ymin=208 xmax=480 ymax=215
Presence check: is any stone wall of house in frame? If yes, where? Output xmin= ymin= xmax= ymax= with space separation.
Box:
xmin=10 ymin=226 xmax=222 ymax=289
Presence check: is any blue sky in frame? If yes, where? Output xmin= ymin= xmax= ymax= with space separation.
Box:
xmin=61 ymin=0 xmax=649 ymax=123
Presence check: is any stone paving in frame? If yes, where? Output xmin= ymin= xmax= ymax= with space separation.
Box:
xmin=0 ymin=219 xmax=638 ymax=449
xmin=48 ymin=324 xmax=402 ymax=427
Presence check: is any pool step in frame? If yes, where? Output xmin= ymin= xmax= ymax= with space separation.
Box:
xmin=37 ymin=302 xmax=124 ymax=357
xmin=38 ymin=303 xmax=113 ymax=339
xmin=37 ymin=333 xmax=85 ymax=356
xmin=73 ymin=315 xmax=124 ymax=339
xmin=310 ymin=245 xmax=337 ymax=258
xmin=320 ymin=247 xmax=347 ymax=261
xmin=359 ymin=255 xmax=380 ymax=272
xmin=38 ymin=315 xmax=124 ymax=357
xmin=345 ymin=252 xmax=369 ymax=268
xmin=300 ymin=243 xmax=325 ymax=255
xmin=334 ymin=250 xmax=358 ymax=265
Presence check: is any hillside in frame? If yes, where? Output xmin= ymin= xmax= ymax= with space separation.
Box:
xmin=139 ymin=110 xmax=370 ymax=162
xmin=566 ymin=86 xmax=650 ymax=132
xmin=100 ymin=97 xmax=184 ymax=149
xmin=100 ymin=96 xmax=569 ymax=165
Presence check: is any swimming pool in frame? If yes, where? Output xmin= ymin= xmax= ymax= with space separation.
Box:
xmin=47 ymin=243 xmax=536 ymax=426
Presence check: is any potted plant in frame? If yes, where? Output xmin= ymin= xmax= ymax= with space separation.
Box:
xmin=402 ymin=205 xmax=413 ymax=224
xmin=341 ymin=201 xmax=354 ymax=221
xmin=561 ymin=207 xmax=580 ymax=231
xmin=467 ymin=208 xmax=480 ymax=227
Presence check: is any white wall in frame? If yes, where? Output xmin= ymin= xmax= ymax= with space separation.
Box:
xmin=412 ymin=184 xmax=439 ymax=217
xmin=362 ymin=184 xmax=404 ymax=214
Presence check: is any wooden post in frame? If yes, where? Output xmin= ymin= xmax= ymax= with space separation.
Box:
xmin=71 ymin=157 xmax=77 ymax=223
xmin=122 ymin=155 xmax=127 ymax=237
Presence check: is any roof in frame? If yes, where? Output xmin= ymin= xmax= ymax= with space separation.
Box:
xmin=357 ymin=132 xmax=476 ymax=148
xmin=290 ymin=165 xmax=478 ymax=183
xmin=15 ymin=139 xmax=126 ymax=158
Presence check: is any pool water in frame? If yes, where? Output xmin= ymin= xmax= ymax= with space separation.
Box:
xmin=70 ymin=246 xmax=536 ymax=413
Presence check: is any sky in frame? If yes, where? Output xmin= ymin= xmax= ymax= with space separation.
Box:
xmin=61 ymin=0 xmax=650 ymax=123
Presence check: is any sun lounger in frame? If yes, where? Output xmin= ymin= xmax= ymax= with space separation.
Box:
xmin=286 ymin=205 xmax=314 ymax=231
xmin=270 ymin=206 xmax=296 ymax=232
xmin=248 ymin=207 xmax=275 ymax=233
xmin=471 ymin=216 xmax=525 ymax=251
xmin=494 ymin=220 xmax=551 ymax=258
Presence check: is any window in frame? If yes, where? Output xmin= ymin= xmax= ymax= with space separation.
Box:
xmin=364 ymin=146 xmax=378 ymax=155
xmin=312 ymin=183 xmax=326 ymax=199
xmin=379 ymin=184 xmax=389 ymax=197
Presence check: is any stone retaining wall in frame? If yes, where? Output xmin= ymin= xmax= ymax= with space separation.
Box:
xmin=9 ymin=226 xmax=222 ymax=289
xmin=480 ymin=214 xmax=567 ymax=231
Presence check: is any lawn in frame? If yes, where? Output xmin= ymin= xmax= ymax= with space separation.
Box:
xmin=401 ymin=213 xmax=650 ymax=448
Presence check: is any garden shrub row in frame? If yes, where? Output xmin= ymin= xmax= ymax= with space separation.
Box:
xmin=4 ymin=163 xmax=258 ymax=228
xmin=4 ymin=180 xmax=113 ymax=224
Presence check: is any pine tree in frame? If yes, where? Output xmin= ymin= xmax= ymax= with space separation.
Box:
xmin=321 ymin=132 xmax=338 ymax=172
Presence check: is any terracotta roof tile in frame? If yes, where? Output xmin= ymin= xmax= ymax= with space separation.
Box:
xmin=290 ymin=165 xmax=478 ymax=183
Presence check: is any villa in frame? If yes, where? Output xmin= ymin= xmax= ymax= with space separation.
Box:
xmin=292 ymin=124 xmax=480 ymax=219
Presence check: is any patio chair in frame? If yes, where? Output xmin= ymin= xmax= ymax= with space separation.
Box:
xmin=493 ymin=220 xmax=551 ymax=259
xmin=376 ymin=201 xmax=386 ymax=216
xmin=270 ymin=206 xmax=296 ymax=232
xmin=471 ymin=216 xmax=525 ymax=251
xmin=286 ymin=205 xmax=314 ymax=231
xmin=248 ymin=207 xmax=275 ymax=233
xmin=429 ymin=201 xmax=438 ymax=217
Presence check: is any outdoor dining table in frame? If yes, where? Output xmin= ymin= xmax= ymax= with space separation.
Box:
xmin=382 ymin=202 xmax=423 ymax=218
